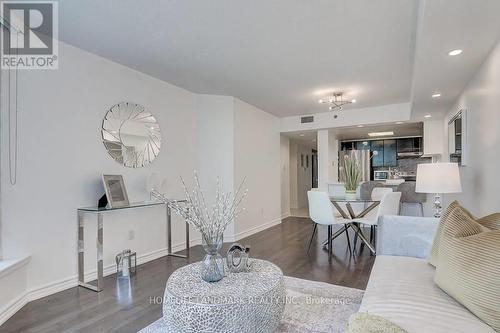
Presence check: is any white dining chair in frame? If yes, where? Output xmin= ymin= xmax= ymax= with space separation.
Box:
xmin=371 ymin=187 xmax=393 ymax=201
xmin=352 ymin=191 xmax=402 ymax=249
xmin=307 ymin=191 xmax=352 ymax=256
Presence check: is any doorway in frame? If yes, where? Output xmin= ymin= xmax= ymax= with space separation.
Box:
xmin=311 ymin=149 xmax=318 ymax=188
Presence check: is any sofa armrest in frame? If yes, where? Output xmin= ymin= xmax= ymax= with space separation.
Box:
xmin=376 ymin=215 xmax=439 ymax=258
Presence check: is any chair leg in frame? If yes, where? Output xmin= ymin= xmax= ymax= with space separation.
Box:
xmin=344 ymin=225 xmax=352 ymax=255
xmin=327 ymin=225 xmax=333 ymax=256
xmin=420 ymin=203 xmax=424 ymax=217
xmin=353 ymin=223 xmax=359 ymax=249
xmin=307 ymin=223 xmax=318 ymax=253
xmin=370 ymin=226 xmax=373 ymax=243
xmin=359 ymin=224 xmax=365 ymax=252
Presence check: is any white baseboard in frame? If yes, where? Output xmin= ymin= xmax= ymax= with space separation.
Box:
xmin=0 ymin=219 xmax=279 ymax=325
xmin=234 ymin=217 xmax=282 ymax=241
xmin=0 ymin=293 xmax=28 ymax=326
xmin=281 ymin=212 xmax=291 ymax=219
xmin=0 ymin=238 xmax=201 ymax=326
xmin=27 ymin=275 xmax=78 ymax=302
xmin=83 ymin=238 xmax=202 ymax=282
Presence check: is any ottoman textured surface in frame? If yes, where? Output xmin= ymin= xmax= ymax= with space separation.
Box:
xmin=163 ymin=259 xmax=285 ymax=333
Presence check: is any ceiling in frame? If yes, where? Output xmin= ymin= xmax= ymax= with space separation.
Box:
xmin=410 ymin=0 xmax=500 ymax=119
xmin=58 ymin=0 xmax=500 ymax=119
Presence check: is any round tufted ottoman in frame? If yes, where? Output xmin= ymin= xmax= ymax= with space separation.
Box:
xmin=163 ymin=259 xmax=285 ymax=333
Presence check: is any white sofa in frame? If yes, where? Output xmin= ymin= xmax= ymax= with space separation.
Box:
xmin=358 ymin=216 xmax=495 ymax=333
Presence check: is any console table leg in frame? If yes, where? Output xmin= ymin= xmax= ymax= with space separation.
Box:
xmin=167 ymin=205 xmax=172 ymax=254
xmin=167 ymin=203 xmax=189 ymax=259
xmin=78 ymin=211 xmax=104 ymax=292
xmin=96 ymin=213 xmax=103 ymax=292
xmin=78 ymin=211 xmax=84 ymax=285
xmin=185 ymin=217 xmax=190 ymax=257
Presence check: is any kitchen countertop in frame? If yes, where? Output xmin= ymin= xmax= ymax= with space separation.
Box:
xmin=379 ymin=179 xmax=406 ymax=186
xmin=328 ymin=179 xmax=406 ymax=186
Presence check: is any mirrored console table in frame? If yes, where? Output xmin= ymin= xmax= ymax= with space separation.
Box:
xmin=77 ymin=200 xmax=189 ymax=292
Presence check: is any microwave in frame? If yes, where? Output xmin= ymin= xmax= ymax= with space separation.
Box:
xmin=374 ymin=170 xmax=389 ymax=180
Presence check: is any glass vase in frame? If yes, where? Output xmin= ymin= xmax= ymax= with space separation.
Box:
xmin=345 ymin=190 xmax=357 ymax=200
xmin=200 ymin=234 xmax=225 ymax=282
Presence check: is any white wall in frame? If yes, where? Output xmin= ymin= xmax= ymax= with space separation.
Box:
xmin=280 ymin=136 xmax=290 ymax=218
xmin=442 ymin=39 xmax=500 ymax=216
xmin=289 ymin=142 xmax=298 ymax=209
xmin=233 ymin=98 xmax=281 ymax=238
xmin=195 ymin=95 xmax=235 ymax=239
xmin=329 ymin=135 xmax=339 ymax=183
xmin=0 ymin=40 xmax=284 ymax=309
xmin=317 ymin=130 xmax=330 ymax=190
xmin=0 ymin=42 xmax=197 ymax=295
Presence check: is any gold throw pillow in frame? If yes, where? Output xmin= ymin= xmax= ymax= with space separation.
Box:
xmin=428 ymin=201 xmax=475 ymax=267
xmin=434 ymin=207 xmax=500 ymax=331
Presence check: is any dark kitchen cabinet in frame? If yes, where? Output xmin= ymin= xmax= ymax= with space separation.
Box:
xmin=341 ymin=137 xmax=420 ymax=167
xmin=371 ymin=140 xmax=384 ymax=167
xmin=397 ymin=137 xmax=422 ymax=153
xmin=397 ymin=138 xmax=413 ymax=152
xmin=383 ymin=139 xmax=397 ymax=167
xmin=355 ymin=141 xmax=371 ymax=150
xmin=341 ymin=141 xmax=355 ymax=151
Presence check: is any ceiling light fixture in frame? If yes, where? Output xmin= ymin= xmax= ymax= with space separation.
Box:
xmin=368 ymin=131 xmax=394 ymax=137
xmin=424 ymin=114 xmax=432 ymax=118
xmin=357 ymin=125 xmax=364 ymax=128
xmin=432 ymin=92 xmax=442 ymax=98
xmin=318 ymin=92 xmax=353 ymax=111
xmin=448 ymin=49 xmax=463 ymax=56
xmin=396 ymin=121 xmax=404 ymax=124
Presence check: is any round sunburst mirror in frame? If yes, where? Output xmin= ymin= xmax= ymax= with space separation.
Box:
xmin=101 ymin=102 xmax=161 ymax=168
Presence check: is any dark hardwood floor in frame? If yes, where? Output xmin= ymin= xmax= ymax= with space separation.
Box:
xmin=0 ymin=217 xmax=375 ymax=333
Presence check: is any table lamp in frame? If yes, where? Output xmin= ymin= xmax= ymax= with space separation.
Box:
xmin=416 ymin=162 xmax=462 ymax=218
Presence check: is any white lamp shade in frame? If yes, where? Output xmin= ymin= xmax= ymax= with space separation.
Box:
xmin=416 ymin=163 xmax=462 ymax=194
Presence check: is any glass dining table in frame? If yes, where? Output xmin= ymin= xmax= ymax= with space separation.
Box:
xmin=325 ymin=196 xmax=380 ymax=255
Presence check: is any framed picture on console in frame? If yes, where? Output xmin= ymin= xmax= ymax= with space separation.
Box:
xmin=102 ymin=174 xmax=130 ymax=208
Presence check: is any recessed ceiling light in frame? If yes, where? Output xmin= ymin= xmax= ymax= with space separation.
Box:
xmin=299 ymin=134 xmax=305 ymax=137
xmin=396 ymin=121 xmax=404 ymax=124
xmin=432 ymin=93 xmax=442 ymax=98
xmin=351 ymin=99 xmax=357 ymax=103
xmin=424 ymin=114 xmax=432 ymax=118
xmin=448 ymin=49 xmax=463 ymax=56
xmin=368 ymin=131 xmax=394 ymax=137
xmin=357 ymin=125 xmax=364 ymax=128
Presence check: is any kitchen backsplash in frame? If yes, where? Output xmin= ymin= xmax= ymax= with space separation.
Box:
xmin=373 ymin=156 xmax=432 ymax=175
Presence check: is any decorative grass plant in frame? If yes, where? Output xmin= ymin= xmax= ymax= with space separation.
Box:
xmin=343 ymin=154 xmax=361 ymax=192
